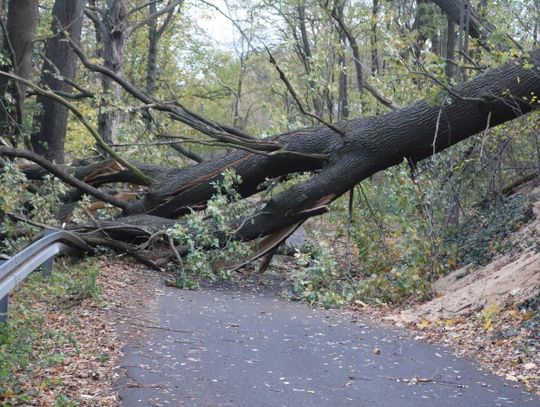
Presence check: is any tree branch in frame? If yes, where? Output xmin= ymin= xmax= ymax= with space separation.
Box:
xmin=0 ymin=146 xmax=128 ymax=211
xmin=0 ymin=70 xmax=154 ymax=185
xmin=64 ymin=33 xmax=285 ymax=154
xmin=327 ymin=5 xmax=400 ymax=110
xmin=265 ymin=46 xmax=348 ymax=138
xmin=127 ymin=0 xmax=184 ymax=35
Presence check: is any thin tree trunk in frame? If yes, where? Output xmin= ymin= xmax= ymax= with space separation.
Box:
xmin=296 ymin=1 xmax=323 ymax=116
xmin=370 ymin=0 xmax=381 ymax=74
xmin=31 ymin=0 xmax=84 ymax=163
xmin=412 ymin=0 xmax=429 ymax=60
xmin=430 ymin=0 xmax=492 ymax=43
xmin=146 ymin=1 xmax=158 ymax=96
xmin=445 ymin=16 xmax=457 ymax=80
xmin=335 ymin=0 xmax=348 ymax=121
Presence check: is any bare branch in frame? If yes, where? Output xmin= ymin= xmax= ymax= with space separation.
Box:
xmin=265 ymin=46 xmax=348 ymax=138
xmin=127 ymin=0 xmax=183 ymax=35
xmin=0 ymin=146 xmax=128 ymax=211
xmin=0 ymin=70 xmax=153 ymax=185
xmin=326 ymin=5 xmax=400 ymax=110
xmin=63 ymin=32 xmax=291 ymax=155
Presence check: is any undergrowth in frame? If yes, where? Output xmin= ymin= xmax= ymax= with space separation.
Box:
xmin=444 ymin=193 xmax=537 ymax=267
xmin=0 ymin=259 xmax=101 ymax=405
xmin=518 ymin=291 xmax=540 ymax=344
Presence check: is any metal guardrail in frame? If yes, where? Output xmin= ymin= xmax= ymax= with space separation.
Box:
xmin=0 ymin=230 xmax=92 ymax=322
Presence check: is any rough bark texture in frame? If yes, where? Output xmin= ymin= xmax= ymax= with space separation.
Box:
xmin=99 ymin=0 xmax=127 ymax=147
xmin=31 ymin=0 xmax=84 ymax=163
xmin=146 ymin=1 xmax=158 ymax=96
xmin=445 ymin=16 xmax=457 ymax=79
xmin=111 ymin=48 xmax=540 ymax=246
xmin=370 ymin=0 xmax=381 ymax=74
xmin=0 ymin=0 xmax=38 ymax=138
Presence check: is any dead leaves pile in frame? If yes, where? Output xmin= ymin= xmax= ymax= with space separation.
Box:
xmin=1 ymin=258 xmax=158 ymax=406
xmin=404 ymin=303 xmax=540 ymax=395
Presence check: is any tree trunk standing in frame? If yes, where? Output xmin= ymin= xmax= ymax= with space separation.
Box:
xmin=296 ymin=1 xmax=323 ymax=117
xmin=31 ymin=0 xmax=84 ymax=163
xmin=337 ymin=51 xmax=348 ymax=121
xmin=534 ymin=0 xmax=540 ymax=45
xmin=370 ymin=0 xmax=381 ymax=74
xmin=429 ymin=0 xmax=490 ymax=44
xmin=98 ymin=0 xmax=127 ymax=150
xmin=336 ymin=0 xmax=348 ymax=121
xmin=412 ymin=0 xmax=429 ymax=60
xmin=146 ymin=1 xmax=158 ymax=96
xmin=144 ymin=1 xmax=179 ymax=97
xmin=88 ymin=0 xmax=103 ymax=59
xmin=0 ymin=0 xmax=38 ymax=143
xmin=232 ymin=56 xmax=247 ymax=129
xmin=445 ymin=16 xmax=457 ymax=80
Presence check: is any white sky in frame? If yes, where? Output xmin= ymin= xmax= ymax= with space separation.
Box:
xmin=187 ymin=0 xmax=241 ymax=50
xmin=186 ymin=0 xmax=280 ymax=52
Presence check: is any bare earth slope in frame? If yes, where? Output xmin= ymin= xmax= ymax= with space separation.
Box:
xmin=384 ymin=177 xmax=540 ymax=394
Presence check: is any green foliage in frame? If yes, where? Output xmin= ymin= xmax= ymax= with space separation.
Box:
xmin=166 ymin=170 xmax=251 ymax=287
xmin=0 ymin=161 xmax=67 ymax=256
xmin=349 ymin=163 xmax=445 ymax=303
xmin=289 ymin=242 xmax=347 ymax=308
xmin=518 ymin=291 xmax=540 ymax=341
xmin=445 ymin=193 xmax=537 ymax=267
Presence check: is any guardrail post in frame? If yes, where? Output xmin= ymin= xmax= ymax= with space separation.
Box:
xmin=42 ymin=229 xmax=54 ymax=278
xmin=0 ymin=260 xmax=6 ymax=323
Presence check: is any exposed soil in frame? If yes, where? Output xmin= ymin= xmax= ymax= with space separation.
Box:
xmin=369 ymin=177 xmax=540 ymax=395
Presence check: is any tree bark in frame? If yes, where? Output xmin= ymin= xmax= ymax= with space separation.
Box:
xmin=117 ymin=48 xmax=540 ymax=244
xmin=31 ymin=0 xmax=84 ymax=163
xmin=370 ymin=0 xmax=381 ymax=74
xmin=445 ymin=16 xmax=457 ymax=80
xmin=146 ymin=1 xmax=159 ymax=96
xmin=0 ymin=0 xmax=38 ymax=141
xmin=296 ymin=1 xmax=323 ymax=116
xmin=336 ymin=0 xmax=348 ymax=121
xmin=98 ymin=0 xmax=128 ymax=148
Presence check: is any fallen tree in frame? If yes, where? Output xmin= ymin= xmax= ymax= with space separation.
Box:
xmin=1 ymin=47 xmax=539 ymax=268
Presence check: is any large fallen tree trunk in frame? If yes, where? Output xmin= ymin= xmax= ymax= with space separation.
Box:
xmin=122 ymin=48 xmax=540 ymax=240
xmin=2 ymin=48 xmax=539 ymax=265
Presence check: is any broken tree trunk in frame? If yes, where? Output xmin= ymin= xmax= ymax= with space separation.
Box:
xmin=122 ymin=48 xmax=540 ymax=245
xmin=3 ymin=48 xmax=539 ymax=265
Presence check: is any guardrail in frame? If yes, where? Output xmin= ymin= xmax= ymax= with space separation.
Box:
xmin=0 ymin=230 xmax=93 ymax=322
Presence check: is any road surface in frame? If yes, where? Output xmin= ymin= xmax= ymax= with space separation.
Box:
xmin=116 ymin=281 xmax=539 ymax=406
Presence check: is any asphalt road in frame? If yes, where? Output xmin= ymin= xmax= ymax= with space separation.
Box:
xmin=117 ymin=282 xmax=540 ymax=406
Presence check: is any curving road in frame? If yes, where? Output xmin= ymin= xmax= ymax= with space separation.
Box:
xmin=116 ymin=282 xmax=540 ymax=406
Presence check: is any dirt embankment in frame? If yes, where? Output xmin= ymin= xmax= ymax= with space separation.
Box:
xmin=379 ymin=177 xmax=540 ymax=395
